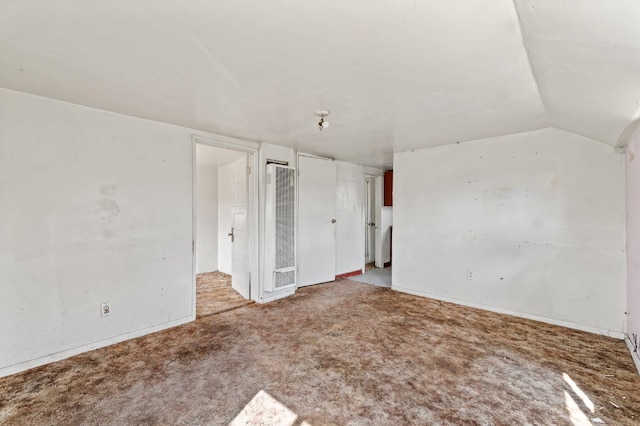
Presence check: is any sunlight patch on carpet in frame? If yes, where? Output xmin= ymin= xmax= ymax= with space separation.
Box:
xmin=564 ymin=390 xmax=592 ymax=426
xmin=230 ymin=390 xmax=309 ymax=426
xmin=563 ymin=373 xmax=594 ymax=414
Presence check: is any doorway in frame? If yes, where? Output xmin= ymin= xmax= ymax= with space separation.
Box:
xmin=193 ymin=138 xmax=258 ymax=318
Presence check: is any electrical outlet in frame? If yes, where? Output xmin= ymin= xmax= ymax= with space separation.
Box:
xmin=101 ymin=302 xmax=112 ymax=317
xmin=467 ymin=270 xmax=475 ymax=280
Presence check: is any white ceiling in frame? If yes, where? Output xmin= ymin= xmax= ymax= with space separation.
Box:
xmin=1 ymin=1 xmax=639 ymax=168
xmin=514 ymin=0 xmax=640 ymax=147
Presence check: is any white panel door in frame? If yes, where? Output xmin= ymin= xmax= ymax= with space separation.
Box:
xmin=297 ymin=156 xmax=337 ymax=286
xmin=231 ymin=156 xmax=250 ymax=299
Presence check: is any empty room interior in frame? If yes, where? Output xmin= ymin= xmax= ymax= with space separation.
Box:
xmin=1 ymin=1 xmax=640 ymax=425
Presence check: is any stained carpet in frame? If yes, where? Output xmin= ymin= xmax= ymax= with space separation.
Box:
xmin=196 ymin=271 xmax=252 ymax=318
xmin=1 ymin=280 xmax=639 ymax=425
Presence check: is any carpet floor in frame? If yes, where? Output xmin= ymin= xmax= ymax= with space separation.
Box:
xmin=1 ymin=280 xmax=638 ymax=425
xmin=196 ymin=271 xmax=253 ymax=318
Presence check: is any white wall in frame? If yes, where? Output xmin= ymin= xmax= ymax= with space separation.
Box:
xmin=217 ymin=163 xmax=233 ymax=274
xmin=393 ymin=128 xmax=626 ymax=335
xmin=0 ymin=89 xmax=194 ymax=376
xmin=336 ymin=161 xmax=365 ymax=275
xmin=195 ymin=152 xmax=218 ymax=274
xmin=626 ymin=131 xmax=640 ymax=371
xmin=381 ymin=207 xmax=393 ymax=265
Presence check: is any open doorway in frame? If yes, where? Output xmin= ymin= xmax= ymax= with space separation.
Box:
xmin=194 ymin=142 xmax=255 ymax=318
xmin=350 ymin=174 xmax=392 ymax=288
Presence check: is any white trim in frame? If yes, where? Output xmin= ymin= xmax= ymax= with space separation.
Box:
xmin=192 ymin=134 xmax=259 ymax=153
xmin=364 ymin=167 xmax=384 ymax=177
xmin=260 ymin=289 xmax=296 ymax=304
xmin=625 ymin=336 xmax=640 ymax=375
xmin=297 ymin=152 xmax=334 ymax=161
xmin=374 ymin=176 xmax=384 ymax=268
xmin=363 ymin=176 xmax=369 ymax=268
xmin=0 ymin=316 xmax=193 ymax=378
xmin=364 ymin=175 xmax=377 ymax=268
xmin=391 ymin=285 xmax=626 ymax=339
xmin=248 ymin=152 xmax=261 ymax=301
xmin=191 ymin=141 xmax=197 ymax=317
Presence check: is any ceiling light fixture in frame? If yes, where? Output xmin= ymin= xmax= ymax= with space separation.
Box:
xmin=316 ymin=110 xmax=330 ymax=130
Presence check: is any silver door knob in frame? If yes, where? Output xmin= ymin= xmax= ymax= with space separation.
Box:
xmin=331 ymin=219 xmax=337 ymax=223
xmin=228 ymin=228 xmax=234 ymax=242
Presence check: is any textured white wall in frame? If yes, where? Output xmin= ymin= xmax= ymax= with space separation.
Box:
xmin=381 ymin=207 xmax=393 ymax=264
xmin=393 ymin=128 xmax=626 ymax=335
xmin=195 ymin=159 xmax=218 ymax=274
xmin=626 ymin=132 xmax=640 ymax=368
xmin=336 ymin=161 xmax=364 ymax=275
xmin=0 ymin=89 xmax=194 ymax=376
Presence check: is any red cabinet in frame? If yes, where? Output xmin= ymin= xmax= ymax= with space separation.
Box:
xmin=384 ymin=170 xmax=393 ymax=206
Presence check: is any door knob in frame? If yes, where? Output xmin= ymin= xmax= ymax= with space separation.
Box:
xmin=228 ymin=227 xmax=235 ymax=242
xmin=331 ymin=219 xmax=337 ymax=223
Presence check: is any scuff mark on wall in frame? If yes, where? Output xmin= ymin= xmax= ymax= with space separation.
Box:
xmin=99 ymin=184 xmax=118 ymax=196
xmin=96 ymin=198 xmax=120 ymax=220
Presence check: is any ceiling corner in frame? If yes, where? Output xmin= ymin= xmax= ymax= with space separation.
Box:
xmin=511 ymin=0 xmax=552 ymax=129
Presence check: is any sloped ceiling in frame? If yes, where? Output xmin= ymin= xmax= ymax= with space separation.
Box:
xmin=515 ymin=0 xmax=640 ymax=148
xmin=1 ymin=1 xmax=639 ymax=168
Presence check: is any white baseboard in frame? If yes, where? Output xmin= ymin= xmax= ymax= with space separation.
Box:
xmin=391 ymin=285 xmax=625 ymax=340
xmin=0 ymin=316 xmax=194 ymax=378
xmin=259 ymin=288 xmax=295 ymax=304
xmin=625 ymin=335 xmax=640 ymax=375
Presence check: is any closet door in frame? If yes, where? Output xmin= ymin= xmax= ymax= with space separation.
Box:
xmin=297 ymin=155 xmax=337 ymax=286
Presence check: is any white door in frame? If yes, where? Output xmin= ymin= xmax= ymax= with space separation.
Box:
xmin=231 ymin=155 xmax=250 ymax=299
xmin=365 ymin=177 xmax=376 ymax=264
xmin=297 ymin=156 xmax=337 ymax=287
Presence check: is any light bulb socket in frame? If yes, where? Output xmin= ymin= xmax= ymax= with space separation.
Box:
xmin=316 ymin=110 xmax=330 ymax=130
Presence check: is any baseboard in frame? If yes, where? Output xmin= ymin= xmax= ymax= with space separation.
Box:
xmin=336 ymin=269 xmax=363 ymax=279
xmin=625 ymin=335 xmax=640 ymax=375
xmin=259 ymin=288 xmax=295 ymax=304
xmin=391 ymin=285 xmax=626 ymax=339
xmin=0 ymin=316 xmax=194 ymax=378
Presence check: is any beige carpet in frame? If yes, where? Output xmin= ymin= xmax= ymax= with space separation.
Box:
xmin=1 ymin=279 xmax=638 ymax=425
xmin=196 ymin=271 xmax=253 ymax=318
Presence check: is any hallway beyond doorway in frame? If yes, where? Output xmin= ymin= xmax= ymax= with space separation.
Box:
xmin=348 ymin=266 xmax=391 ymax=288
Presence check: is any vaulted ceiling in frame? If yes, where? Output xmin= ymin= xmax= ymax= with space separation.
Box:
xmin=1 ymin=1 xmax=639 ymax=168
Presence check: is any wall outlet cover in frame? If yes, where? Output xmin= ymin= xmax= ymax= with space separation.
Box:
xmin=101 ymin=302 xmax=112 ymax=317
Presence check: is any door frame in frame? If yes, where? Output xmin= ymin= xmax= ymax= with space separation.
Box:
xmin=191 ymin=134 xmax=260 ymax=317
